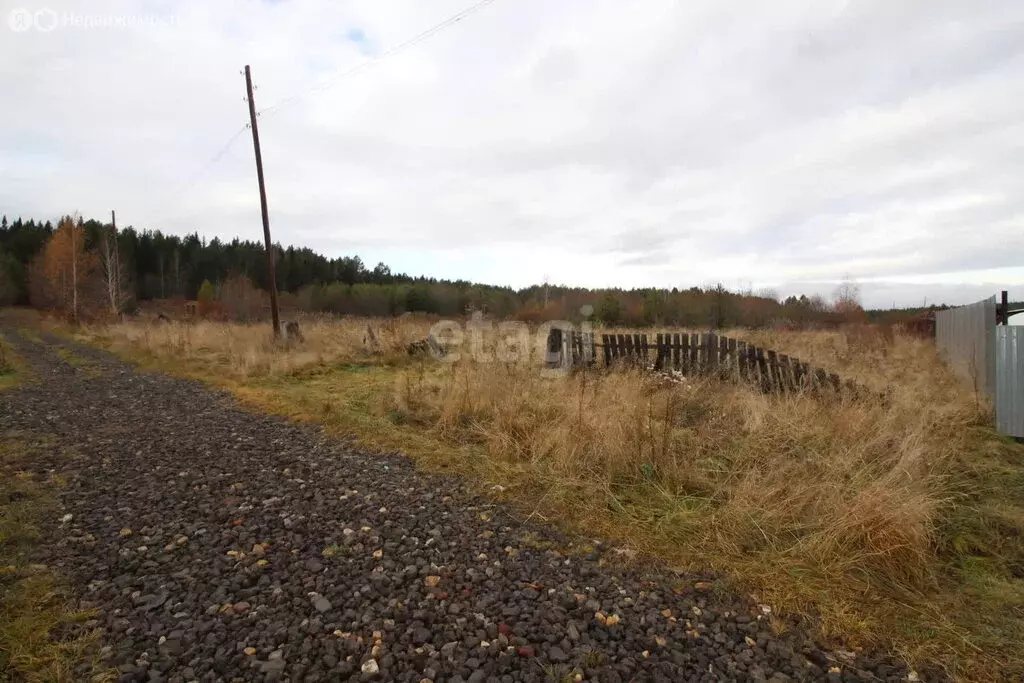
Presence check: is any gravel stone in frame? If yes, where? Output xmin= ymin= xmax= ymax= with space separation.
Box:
xmin=0 ymin=331 xmax=936 ymax=682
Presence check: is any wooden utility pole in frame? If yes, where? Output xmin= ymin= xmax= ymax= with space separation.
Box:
xmin=70 ymin=217 xmax=78 ymax=323
xmin=244 ymin=64 xmax=281 ymax=337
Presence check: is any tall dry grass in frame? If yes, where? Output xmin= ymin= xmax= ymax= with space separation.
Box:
xmin=77 ymin=317 xmax=1022 ymax=679
xmin=83 ymin=316 xmax=434 ymax=379
xmin=388 ymin=331 xmax=983 ymax=610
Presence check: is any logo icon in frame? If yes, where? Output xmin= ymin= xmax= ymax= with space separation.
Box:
xmin=8 ymin=8 xmax=33 ymax=31
xmin=34 ymin=8 xmax=57 ymax=32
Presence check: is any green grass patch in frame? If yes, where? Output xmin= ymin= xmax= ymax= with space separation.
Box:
xmin=51 ymin=347 xmax=102 ymax=378
xmin=16 ymin=328 xmax=44 ymax=345
xmin=0 ymin=334 xmax=21 ymax=391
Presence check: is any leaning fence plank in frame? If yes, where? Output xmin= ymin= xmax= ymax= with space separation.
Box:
xmin=638 ymin=334 xmax=648 ymax=365
xmin=791 ymin=358 xmax=804 ymax=390
xmin=765 ymin=350 xmax=780 ymax=392
xmin=755 ymin=347 xmax=769 ymax=392
xmin=737 ymin=340 xmax=748 ymax=380
xmin=623 ymin=334 xmax=635 ymax=360
xmin=778 ymin=354 xmax=793 ymax=392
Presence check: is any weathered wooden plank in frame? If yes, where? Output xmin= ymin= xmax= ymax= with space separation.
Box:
xmin=636 ymin=334 xmax=646 ymax=364
xmin=602 ymin=334 xmax=612 ymax=366
xmin=671 ymin=333 xmax=681 ymax=370
xmin=680 ymin=334 xmax=689 ymax=373
xmin=737 ymin=340 xmax=748 ymax=380
xmin=616 ymin=334 xmax=627 ymax=360
xmin=746 ymin=344 xmax=756 ymax=384
xmin=692 ymin=333 xmax=702 ymax=372
xmin=829 ymin=372 xmax=841 ymax=392
xmin=799 ymin=362 xmax=811 ymax=390
xmin=791 ymin=357 xmax=804 ymax=390
xmin=778 ymin=353 xmax=792 ymax=393
xmin=756 ymin=347 xmax=770 ymax=392
xmin=707 ymin=332 xmax=718 ymax=372
xmin=654 ymin=333 xmax=664 ymax=370
xmin=765 ymin=350 xmax=780 ymax=392
xmin=546 ymin=328 xmax=563 ymax=369
xmin=584 ymin=331 xmax=597 ymax=367
xmin=727 ymin=337 xmax=737 ymax=375
xmin=623 ymin=333 xmax=635 ymax=360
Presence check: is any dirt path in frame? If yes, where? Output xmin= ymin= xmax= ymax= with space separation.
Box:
xmin=0 ymin=330 xmax=917 ymax=683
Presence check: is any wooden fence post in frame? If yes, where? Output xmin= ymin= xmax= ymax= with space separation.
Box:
xmin=707 ymin=332 xmax=718 ymax=374
xmin=724 ymin=335 xmax=733 ymax=378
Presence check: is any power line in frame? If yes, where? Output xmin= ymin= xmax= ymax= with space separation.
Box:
xmin=144 ymin=0 xmax=500 ymax=232
xmin=147 ymin=124 xmax=248 ymax=229
xmin=259 ymin=0 xmax=499 ymax=119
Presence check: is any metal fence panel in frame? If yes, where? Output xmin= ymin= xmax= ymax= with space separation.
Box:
xmin=935 ymin=296 xmax=996 ymax=397
xmin=995 ymin=326 xmax=1024 ymax=437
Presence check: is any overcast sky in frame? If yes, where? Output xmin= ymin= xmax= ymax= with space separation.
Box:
xmin=2 ymin=0 xmax=1023 ymax=308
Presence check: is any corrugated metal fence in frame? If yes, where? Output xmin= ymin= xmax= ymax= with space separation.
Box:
xmin=935 ymin=295 xmax=996 ymax=397
xmin=995 ymin=327 xmax=1024 ymax=438
xmin=936 ymin=294 xmax=1024 ymax=437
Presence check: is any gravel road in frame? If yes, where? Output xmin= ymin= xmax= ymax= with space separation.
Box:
xmin=0 ymin=330 xmax=923 ymax=682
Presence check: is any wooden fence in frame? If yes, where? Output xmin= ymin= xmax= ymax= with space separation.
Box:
xmin=550 ymin=329 xmax=851 ymax=394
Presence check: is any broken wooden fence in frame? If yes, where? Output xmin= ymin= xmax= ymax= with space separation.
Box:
xmin=553 ymin=330 xmax=851 ymax=394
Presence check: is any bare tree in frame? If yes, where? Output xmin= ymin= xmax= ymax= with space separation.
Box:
xmin=835 ymin=276 xmax=860 ymax=311
xmin=99 ymin=211 xmax=129 ymax=315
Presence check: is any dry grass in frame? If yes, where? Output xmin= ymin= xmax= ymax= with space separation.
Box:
xmin=82 ymin=315 xmax=433 ymax=379
xmin=72 ymin=316 xmax=1024 ymax=681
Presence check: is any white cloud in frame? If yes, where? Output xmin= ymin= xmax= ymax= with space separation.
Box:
xmin=2 ymin=0 xmax=1024 ymax=307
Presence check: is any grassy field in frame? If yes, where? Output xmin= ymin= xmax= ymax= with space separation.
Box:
xmin=72 ymin=315 xmax=1024 ymax=681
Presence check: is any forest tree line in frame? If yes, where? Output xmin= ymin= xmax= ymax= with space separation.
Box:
xmin=0 ymin=212 xmax=923 ymax=327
